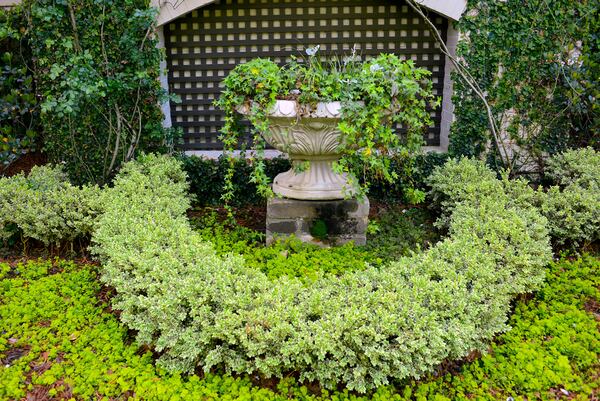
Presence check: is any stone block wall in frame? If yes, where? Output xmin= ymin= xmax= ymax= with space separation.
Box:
xmin=266 ymin=197 xmax=369 ymax=246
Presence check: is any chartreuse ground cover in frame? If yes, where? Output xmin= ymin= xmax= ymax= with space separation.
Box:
xmin=0 ymin=256 xmax=598 ymax=400
xmin=189 ymin=207 xmax=437 ymax=281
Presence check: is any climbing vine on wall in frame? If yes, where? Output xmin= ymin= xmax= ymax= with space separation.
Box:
xmin=450 ymin=0 xmax=599 ymax=173
xmin=2 ymin=0 xmax=177 ymax=184
xmin=0 ymin=6 xmax=40 ymax=171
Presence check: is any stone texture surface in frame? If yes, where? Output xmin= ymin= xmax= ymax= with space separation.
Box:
xmin=266 ymin=197 xmax=369 ymax=246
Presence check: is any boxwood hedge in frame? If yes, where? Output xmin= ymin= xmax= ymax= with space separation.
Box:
xmin=0 ymin=165 xmax=102 ymax=246
xmin=540 ymin=147 xmax=600 ymax=248
xmin=92 ymin=154 xmax=552 ymax=392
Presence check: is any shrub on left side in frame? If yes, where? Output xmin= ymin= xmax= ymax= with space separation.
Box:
xmin=0 ymin=165 xmax=102 ymax=246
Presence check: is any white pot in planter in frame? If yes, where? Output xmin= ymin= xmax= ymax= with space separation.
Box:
xmin=241 ymin=100 xmax=358 ymax=200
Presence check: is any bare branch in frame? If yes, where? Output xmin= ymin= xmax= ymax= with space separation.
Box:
xmin=107 ymin=104 xmax=123 ymax=176
xmin=67 ymin=2 xmax=82 ymax=53
xmin=405 ymin=0 xmax=513 ymax=171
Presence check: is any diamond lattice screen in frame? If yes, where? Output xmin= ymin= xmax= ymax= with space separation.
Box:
xmin=165 ymin=0 xmax=448 ymax=150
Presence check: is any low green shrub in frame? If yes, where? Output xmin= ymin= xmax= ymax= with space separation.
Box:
xmin=427 ymin=157 xmax=500 ymax=212
xmin=93 ymin=155 xmax=551 ymax=392
xmin=1 ymin=256 xmax=597 ymax=400
xmin=541 ymin=185 xmax=599 ymax=248
xmin=545 ymin=146 xmax=600 ymax=189
xmin=0 ymin=165 xmax=102 ymax=246
xmin=191 ymin=206 xmax=438 ymax=279
xmin=428 ymin=151 xmax=600 ymax=250
xmin=539 ymin=148 xmax=600 ymax=248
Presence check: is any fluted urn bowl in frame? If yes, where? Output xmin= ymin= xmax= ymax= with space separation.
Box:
xmin=242 ymin=100 xmax=358 ymax=200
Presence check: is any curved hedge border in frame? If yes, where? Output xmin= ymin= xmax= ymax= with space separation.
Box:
xmin=92 ymin=154 xmax=552 ymax=392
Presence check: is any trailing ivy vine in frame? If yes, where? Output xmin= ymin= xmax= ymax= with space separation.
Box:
xmin=450 ymin=0 xmax=599 ymax=172
xmin=1 ymin=0 xmax=178 ymax=184
xmin=215 ymin=52 xmax=437 ymax=205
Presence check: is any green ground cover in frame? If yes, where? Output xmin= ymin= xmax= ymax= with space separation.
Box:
xmin=191 ymin=206 xmax=439 ymax=281
xmin=0 ymin=149 xmax=598 ymax=398
xmin=1 ymin=255 xmax=597 ymax=401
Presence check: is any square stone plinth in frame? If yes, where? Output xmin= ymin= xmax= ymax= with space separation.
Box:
xmin=266 ymin=197 xmax=369 ymax=246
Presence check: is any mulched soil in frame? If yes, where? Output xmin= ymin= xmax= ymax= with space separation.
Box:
xmin=0 ymin=344 xmax=29 ymax=366
xmin=2 ymin=151 xmax=47 ymax=177
xmin=584 ymin=297 xmax=600 ymax=321
xmin=0 ymin=255 xmax=98 ymax=270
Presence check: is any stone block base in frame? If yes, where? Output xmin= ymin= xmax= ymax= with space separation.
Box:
xmin=266 ymin=197 xmax=369 ymax=246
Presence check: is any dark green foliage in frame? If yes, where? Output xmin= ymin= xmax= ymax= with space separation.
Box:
xmin=1 ymin=256 xmax=597 ymax=400
xmin=360 ymin=152 xmax=450 ymax=204
xmin=450 ymin=0 xmax=599 ymax=170
xmin=0 ymin=5 xmax=40 ymax=170
xmin=181 ymin=152 xmax=449 ymax=207
xmin=180 ymin=155 xmax=291 ymax=206
xmin=309 ymin=219 xmax=328 ymax=240
xmin=365 ymin=207 xmax=440 ymax=263
xmin=8 ymin=0 xmax=173 ymax=184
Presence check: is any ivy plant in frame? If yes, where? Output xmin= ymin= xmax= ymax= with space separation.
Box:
xmin=450 ymin=0 xmax=599 ymax=172
xmin=215 ymin=48 xmax=438 ymax=203
xmin=8 ymin=0 xmax=178 ymax=185
xmin=0 ymin=5 xmax=40 ymax=170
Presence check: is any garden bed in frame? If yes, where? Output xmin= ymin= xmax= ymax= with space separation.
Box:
xmin=0 ymin=256 xmax=597 ymax=400
xmin=0 ymin=149 xmax=598 ymax=398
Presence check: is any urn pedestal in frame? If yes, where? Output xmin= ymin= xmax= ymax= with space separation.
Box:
xmin=242 ymin=100 xmax=369 ymax=245
xmin=260 ymin=100 xmax=357 ymax=200
xmin=266 ymin=197 xmax=369 ymax=246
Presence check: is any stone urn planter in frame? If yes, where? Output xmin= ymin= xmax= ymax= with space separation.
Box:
xmin=242 ymin=99 xmax=358 ymax=200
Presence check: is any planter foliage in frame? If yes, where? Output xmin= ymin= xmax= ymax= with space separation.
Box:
xmin=215 ymin=50 xmax=438 ymax=203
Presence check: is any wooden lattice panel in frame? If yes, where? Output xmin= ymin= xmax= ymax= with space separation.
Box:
xmin=165 ymin=0 xmax=448 ymax=150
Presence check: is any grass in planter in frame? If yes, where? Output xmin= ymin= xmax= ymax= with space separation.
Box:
xmin=0 ymin=256 xmax=598 ymax=400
